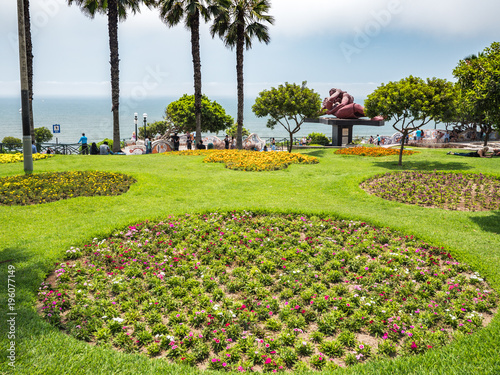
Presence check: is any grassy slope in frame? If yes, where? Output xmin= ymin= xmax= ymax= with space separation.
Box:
xmin=1 ymin=149 xmax=499 ymax=374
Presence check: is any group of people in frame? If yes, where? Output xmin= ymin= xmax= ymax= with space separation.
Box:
xmin=369 ymin=135 xmax=383 ymax=146
xmin=77 ymin=133 xmax=114 ymax=155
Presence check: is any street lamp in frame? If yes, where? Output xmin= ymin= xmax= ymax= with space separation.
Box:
xmin=143 ymin=113 xmax=147 ymax=140
xmin=134 ymin=112 xmax=138 ymax=142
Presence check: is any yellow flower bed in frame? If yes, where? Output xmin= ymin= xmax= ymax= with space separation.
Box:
xmin=0 ymin=171 xmax=135 ymax=205
xmin=0 ymin=153 xmax=54 ymax=164
xmin=335 ymin=146 xmax=418 ymax=157
xmin=165 ymin=149 xmax=319 ymax=171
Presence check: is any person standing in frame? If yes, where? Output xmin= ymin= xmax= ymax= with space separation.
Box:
xmin=186 ymin=132 xmax=193 ymax=150
xmin=145 ymin=137 xmax=151 ymax=154
xmin=31 ymin=141 xmax=38 ymax=154
xmin=376 ymin=134 xmax=381 ymax=146
xmin=171 ymin=133 xmax=180 ymax=151
xmin=78 ymin=133 xmax=88 ymax=155
xmin=224 ymin=135 xmax=230 ymax=149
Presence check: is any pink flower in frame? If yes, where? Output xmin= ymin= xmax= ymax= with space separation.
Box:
xmin=265 ymin=358 xmax=272 ymax=364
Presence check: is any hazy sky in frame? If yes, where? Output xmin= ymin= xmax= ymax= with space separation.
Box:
xmin=1 ymin=0 xmax=499 ymax=101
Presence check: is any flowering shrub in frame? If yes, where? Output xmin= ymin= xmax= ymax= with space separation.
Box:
xmin=362 ymin=171 xmax=500 ymax=211
xmin=0 ymin=171 xmax=135 ymax=205
xmin=164 ymin=150 xmax=318 ymax=171
xmin=0 ymin=153 xmax=54 ymax=164
xmin=335 ymin=146 xmax=418 ymax=157
xmin=38 ymin=212 xmax=498 ymax=371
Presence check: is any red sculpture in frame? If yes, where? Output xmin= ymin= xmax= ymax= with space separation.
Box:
xmin=322 ymin=88 xmax=382 ymax=120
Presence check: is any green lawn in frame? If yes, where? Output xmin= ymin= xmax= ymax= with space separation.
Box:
xmin=1 ymin=149 xmax=499 ymax=374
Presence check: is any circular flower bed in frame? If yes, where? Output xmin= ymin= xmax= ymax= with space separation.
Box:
xmin=335 ymin=146 xmax=418 ymax=157
xmin=362 ymin=171 xmax=500 ymax=211
xmin=0 ymin=171 xmax=136 ymax=205
xmin=0 ymin=153 xmax=54 ymax=164
xmin=165 ymin=150 xmax=318 ymax=171
xmin=38 ymin=212 xmax=497 ymax=372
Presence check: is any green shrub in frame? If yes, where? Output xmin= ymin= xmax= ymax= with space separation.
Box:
xmin=2 ymin=136 xmax=22 ymax=151
xmin=2 ymin=136 xmax=22 ymax=146
xmin=307 ymin=132 xmax=330 ymax=145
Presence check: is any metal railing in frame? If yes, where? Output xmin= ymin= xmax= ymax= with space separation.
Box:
xmin=0 ymin=136 xmax=335 ymax=155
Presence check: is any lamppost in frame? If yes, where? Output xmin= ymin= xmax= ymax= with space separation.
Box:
xmin=134 ymin=112 xmax=138 ymax=142
xmin=143 ymin=113 xmax=147 ymax=140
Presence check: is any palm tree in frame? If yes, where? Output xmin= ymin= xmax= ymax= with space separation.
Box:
xmin=211 ymin=0 xmax=274 ymax=149
xmin=158 ymin=0 xmax=228 ymax=145
xmin=68 ymin=0 xmax=155 ymax=152
xmin=23 ymin=0 xmax=35 ymax=142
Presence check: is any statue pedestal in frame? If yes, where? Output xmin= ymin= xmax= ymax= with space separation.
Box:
xmin=305 ymin=117 xmax=385 ymax=146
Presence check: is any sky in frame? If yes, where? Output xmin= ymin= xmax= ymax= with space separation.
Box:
xmin=1 ymin=0 xmax=500 ymax=102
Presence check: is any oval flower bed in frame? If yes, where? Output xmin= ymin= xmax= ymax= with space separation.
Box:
xmin=335 ymin=146 xmax=418 ymax=157
xmin=38 ymin=212 xmax=497 ymax=372
xmin=0 ymin=153 xmax=54 ymax=164
xmin=165 ymin=150 xmax=318 ymax=171
xmin=0 ymin=171 xmax=136 ymax=205
xmin=362 ymin=171 xmax=500 ymax=211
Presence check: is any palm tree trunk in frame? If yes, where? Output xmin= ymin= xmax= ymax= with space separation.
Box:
xmin=191 ymin=11 xmax=202 ymax=145
xmin=17 ymin=0 xmax=33 ymax=173
xmin=236 ymin=22 xmax=245 ymax=150
xmin=24 ymin=0 xmax=35 ymax=142
xmin=108 ymin=0 xmax=121 ymax=153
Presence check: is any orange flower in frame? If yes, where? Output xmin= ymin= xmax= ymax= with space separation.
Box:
xmin=334 ymin=146 xmax=418 ymax=157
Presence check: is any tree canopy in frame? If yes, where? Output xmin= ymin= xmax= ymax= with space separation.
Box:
xmin=453 ymin=42 xmax=500 ymax=144
xmin=365 ymin=75 xmax=455 ymax=165
xmin=166 ymin=94 xmax=233 ymax=134
xmin=34 ymin=127 xmax=53 ymax=143
xmin=253 ymin=81 xmax=321 ymax=152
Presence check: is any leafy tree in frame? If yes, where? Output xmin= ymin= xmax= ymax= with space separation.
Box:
xmin=68 ymin=0 xmax=156 ymax=153
xmin=138 ymin=120 xmax=171 ymax=139
xmin=166 ymin=94 xmax=233 ymax=134
xmin=453 ymin=43 xmax=500 ymax=146
xmin=253 ymin=82 xmax=321 ymax=153
xmin=34 ymin=127 xmax=53 ymax=143
xmin=211 ymin=0 xmax=274 ymax=149
xmin=365 ymin=76 xmax=455 ymax=166
xmin=2 ymin=137 xmax=22 ymax=146
xmin=226 ymin=122 xmax=249 ymax=138
xmin=157 ymin=0 xmax=228 ymax=145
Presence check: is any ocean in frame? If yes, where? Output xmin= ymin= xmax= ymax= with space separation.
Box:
xmin=0 ymin=96 xmax=438 ymax=144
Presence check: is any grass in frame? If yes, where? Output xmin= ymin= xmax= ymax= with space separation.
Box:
xmin=1 ymin=149 xmax=500 ymax=374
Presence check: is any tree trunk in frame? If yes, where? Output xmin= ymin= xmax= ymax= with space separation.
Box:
xmin=236 ymin=21 xmax=245 ymax=150
xmin=24 ymin=0 xmax=35 ymax=142
xmin=288 ymin=133 xmax=293 ymax=153
xmin=484 ymin=130 xmax=491 ymax=147
xmin=108 ymin=0 xmax=121 ymax=153
xmin=17 ymin=0 xmax=33 ymax=173
xmin=399 ymin=130 xmax=408 ymax=166
xmin=191 ymin=11 xmax=202 ymax=145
